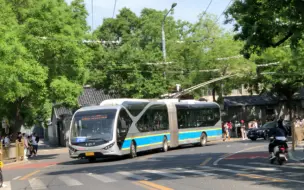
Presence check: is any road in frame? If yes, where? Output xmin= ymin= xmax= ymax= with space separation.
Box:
xmin=3 ymin=140 xmax=304 ymax=190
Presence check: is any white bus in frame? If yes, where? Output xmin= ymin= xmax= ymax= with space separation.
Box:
xmin=68 ymin=99 xmax=222 ymax=162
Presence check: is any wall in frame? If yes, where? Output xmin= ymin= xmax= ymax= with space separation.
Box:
xmin=48 ymin=114 xmax=59 ymax=146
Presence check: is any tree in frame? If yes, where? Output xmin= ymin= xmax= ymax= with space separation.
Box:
xmin=225 ymin=0 xmax=304 ymax=114
xmin=225 ymin=0 xmax=304 ymax=58
xmin=0 ymin=0 xmax=92 ymax=133
xmin=168 ymin=13 xmax=255 ymax=101
xmin=225 ymin=1 xmax=304 ymax=149
xmin=90 ymin=8 xmax=181 ymax=98
xmin=0 ymin=0 xmax=48 ymax=134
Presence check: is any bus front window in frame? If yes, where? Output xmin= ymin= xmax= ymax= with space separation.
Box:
xmin=70 ymin=109 xmax=117 ymax=146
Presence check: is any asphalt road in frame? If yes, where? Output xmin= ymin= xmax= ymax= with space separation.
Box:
xmin=3 ymin=140 xmax=304 ymax=190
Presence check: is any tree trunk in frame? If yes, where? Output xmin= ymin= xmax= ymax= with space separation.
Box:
xmin=212 ymin=88 xmax=216 ymax=102
xmin=9 ymin=102 xmax=24 ymax=141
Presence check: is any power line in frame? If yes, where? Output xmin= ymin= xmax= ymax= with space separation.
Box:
xmin=215 ymin=0 xmax=233 ymax=23
xmin=201 ymin=0 xmax=213 ymax=18
xmin=196 ymin=0 xmax=233 ymax=42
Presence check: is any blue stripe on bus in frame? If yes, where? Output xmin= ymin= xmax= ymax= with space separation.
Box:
xmin=122 ymin=134 xmax=171 ymax=149
xmin=179 ymin=128 xmax=222 ymax=141
xmin=121 ymin=128 xmax=222 ymax=150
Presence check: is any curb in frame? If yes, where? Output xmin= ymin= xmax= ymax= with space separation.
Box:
xmin=210 ymin=138 xmax=244 ymax=144
xmin=288 ymin=151 xmax=304 ymax=163
xmin=3 ymin=160 xmax=30 ymax=168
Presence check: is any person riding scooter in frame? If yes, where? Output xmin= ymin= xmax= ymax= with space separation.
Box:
xmin=268 ymin=119 xmax=288 ymax=160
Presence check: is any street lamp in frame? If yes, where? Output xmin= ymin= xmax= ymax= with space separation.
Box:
xmin=162 ymin=3 xmax=177 ymax=62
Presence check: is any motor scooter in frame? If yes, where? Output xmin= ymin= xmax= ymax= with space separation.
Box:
xmin=269 ymin=137 xmax=288 ymax=165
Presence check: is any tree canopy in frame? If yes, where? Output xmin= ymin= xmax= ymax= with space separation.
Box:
xmin=225 ymin=0 xmax=304 ymax=58
xmin=0 ymin=0 xmax=92 ymax=133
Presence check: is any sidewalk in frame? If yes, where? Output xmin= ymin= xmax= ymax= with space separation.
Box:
xmin=3 ymin=139 xmax=66 ymax=165
xmin=288 ymin=142 xmax=304 ymax=162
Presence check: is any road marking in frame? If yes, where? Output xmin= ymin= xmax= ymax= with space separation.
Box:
xmin=213 ymin=145 xmax=265 ymax=165
xmin=58 ymin=175 xmax=83 ymax=186
xmin=225 ymin=164 xmax=281 ymax=171
xmin=135 ymin=180 xmax=174 ymax=190
xmin=87 ymin=173 xmax=116 ymax=183
xmin=2 ymin=181 xmax=11 ymax=190
xmin=250 ymin=162 xmax=304 ymax=170
xmin=199 ymin=166 xmax=247 ymax=174
xmin=29 ymin=178 xmax=47 ymax=189
xmin=20 ymin=170 xmax=40 ymax=180
xmin=237 ymin=173 xmax=286 ymax=182
xmin=174 ymin=168 xmax=217 ymax=176
xmin=13 ymin=176 xmax=21 ymax=180
xmin=200 ymin=157 xmax=212 ymax=166
xmin=117 ymin=171 xmax=150 ymax=180
xmin=142 ymin=170 xmax=184 ymax=179
xmin=132 ymin=181 xmax=156 ymax=190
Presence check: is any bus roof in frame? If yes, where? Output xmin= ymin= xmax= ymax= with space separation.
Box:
xmin=100 ymin=99 xmax=150 ymax=106
xmin=176 ymin=101 xmax=220 ymax=108
xmin=76 ymin=105 xmax=120 ymax=113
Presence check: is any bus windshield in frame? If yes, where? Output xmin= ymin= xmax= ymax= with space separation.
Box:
xmin=70 ymin=109 xmax=117 ymax=145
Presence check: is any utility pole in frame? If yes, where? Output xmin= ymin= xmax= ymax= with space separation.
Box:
xmin=161 ymin=3 xmax=177 ymax=63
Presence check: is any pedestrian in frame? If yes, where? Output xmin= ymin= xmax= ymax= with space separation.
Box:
xmin=228 ymin=121 xmax=232 ymax=140
xmin=240 ymin=120 xmax=246 ymax=140
xmin=32 ymin=133 xmax=39 ymax=156
xmin=23 ymin=134 xmax=29 ymax=160
xmin=223 ymin=122 xmax=230 ymax=141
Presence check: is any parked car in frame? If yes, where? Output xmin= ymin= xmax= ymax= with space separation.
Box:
xmin=247 ymin=121 xmax=277 ymax=141
xmin=247 ymin=120 xmax=291 ymax=141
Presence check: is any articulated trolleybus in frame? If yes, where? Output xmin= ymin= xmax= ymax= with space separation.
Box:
xmin=68 ymin=99 xmax=222 ymax=162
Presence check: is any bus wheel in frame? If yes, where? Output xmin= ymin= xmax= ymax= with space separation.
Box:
xmin=200 ymin=133 xmax=207 ymax=147
xmin=130 ymin=141 xmax=137 ymax=158
xmin=162 ymin=137 xmax=169 ymax=152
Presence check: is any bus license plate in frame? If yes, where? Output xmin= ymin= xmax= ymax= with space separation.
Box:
xmin=0 ymin=161 xmax=3 ymax=168
xmin=85 ymin=152 xmax=94 ymax=157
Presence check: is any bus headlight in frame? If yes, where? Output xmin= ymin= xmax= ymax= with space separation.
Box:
xmin=103 ymin=142 xmax=115 ymax=150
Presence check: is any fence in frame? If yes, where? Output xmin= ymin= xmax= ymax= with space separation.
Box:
xmin=0 ymin=140 xmax=25 ymax=162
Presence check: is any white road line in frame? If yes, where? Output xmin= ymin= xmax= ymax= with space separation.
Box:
xmin=58 ymin=176 xmax=82 ymax=186
xmin=213 ymin=145 xmax=266 ymax=166
xmin=174 ymin=168 xmax=217 ymax=176
xmin=12 ymin=176 xmax=21 ymax=180
xmin=87 ymin=173 xmax=116 ymax=183
xmin=142 ymin=170 xmax=184 ymax=179
xmin=117 ymin=171 xmax=150 ymax=180
xmin=198 ymin=166 xmax=247 ymax=174
xmin=2 ymin=181 xmax=11 ymax=190
xmin=29 ymin=178 xmax=47 ymax=189
xmin=225 ymin=164 xmax=281 ymax=172
xmin=250 ymin=162 xmax=304 ymax=170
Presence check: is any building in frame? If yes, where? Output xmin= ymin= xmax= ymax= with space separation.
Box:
xmin=200 ymin=85 xmax=255 ymax=102
xmin=48 ymin=86 xmax=118 ymax=146
xmin=223 ymin=89 xmax=304 ymax=124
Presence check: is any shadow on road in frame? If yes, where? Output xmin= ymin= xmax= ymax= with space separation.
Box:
xmin=28 ymin=154 xmax=59 ymax=161
xmin=43 ymin=142 xmax=303 ymax=190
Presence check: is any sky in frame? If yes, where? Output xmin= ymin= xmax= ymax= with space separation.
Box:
xmin=65 ymin=0 xmax=234 ymax=31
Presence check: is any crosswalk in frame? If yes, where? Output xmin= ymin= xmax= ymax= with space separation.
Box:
xmin=4 ymin=163 xmax=304 ymax=189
